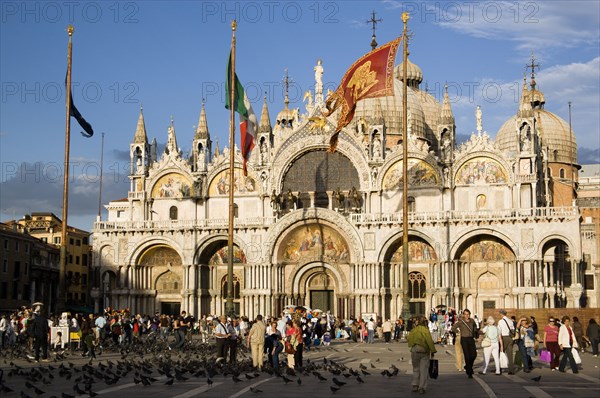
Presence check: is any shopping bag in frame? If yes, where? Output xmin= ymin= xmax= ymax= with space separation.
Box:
xmin=428 ymin=359 xmax=439 ymax=379
xmin=539 ymin=349 xmax=551 ymax=364
xmin=500 ymin=352 xmax=509 ymax=369
xmin=571 ymin=348 xmax=582 ymax=365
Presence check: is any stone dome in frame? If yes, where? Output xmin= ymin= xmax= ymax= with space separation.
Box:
xmin=495 ymin=108 xmax=577 ymax=164
xmin=354 ymin=78 xmax=427 ymax=139
xmin=395 ymin=58 xmax=423 ymax=87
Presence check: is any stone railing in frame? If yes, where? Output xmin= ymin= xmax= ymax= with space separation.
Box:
xmin=95 ymin=216 xmax=276 ymax=232
xmin=95 ymin=207 xmax=578 ymax=232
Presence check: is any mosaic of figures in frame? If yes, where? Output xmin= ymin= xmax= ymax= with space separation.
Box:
xmin=459 ymin=238 xmax=515 ymax=262
xmin=209 ymin=168 xmax=257 ymax=196
xmin=279 ymin=224 xmax=350 ymax=263
xmin=151 ymin=173 xmax=193 ymax=198
xmin=382 ymin=159 xmax=438 ymax=190
xmin=155 ymin=271 xmax=181 ymax=292
xmin=209 ymin=245 xmax=247 ymax=265
xmin=455 ymin=157 xmax=508 ymax=185
xmin=139 ymin=246 xmax=182 ymax=266
xmin=390 ymin=240 xmax=437 ymax=262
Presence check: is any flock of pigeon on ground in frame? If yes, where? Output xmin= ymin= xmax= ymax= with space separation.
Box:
xmin=0 ymin=338 xmax=405 ymax=397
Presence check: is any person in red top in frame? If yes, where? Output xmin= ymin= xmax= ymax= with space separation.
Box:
xmin=543 ymin=317 xmax=560 ymax=370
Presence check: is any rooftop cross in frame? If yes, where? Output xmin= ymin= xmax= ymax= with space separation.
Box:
xmin=367 ymin=10 xmax=383 ymax=50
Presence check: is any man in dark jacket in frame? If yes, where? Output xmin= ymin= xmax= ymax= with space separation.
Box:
xmin=31 ymin=309 xmax=49 ymax=362
xmin=451 ymin=308 xmax=478 ymax=378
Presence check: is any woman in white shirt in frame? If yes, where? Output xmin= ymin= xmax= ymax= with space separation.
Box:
xmin=558 ymin=316 xmax=579 ymax=373
xmin=479 ymin=316 xmax=503 ymax=375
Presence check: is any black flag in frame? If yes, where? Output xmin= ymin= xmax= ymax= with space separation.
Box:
xmin=70 ymin=93 xmax=94 ymax=137
xmin=65 ymin=73 xmax=94 ymax=137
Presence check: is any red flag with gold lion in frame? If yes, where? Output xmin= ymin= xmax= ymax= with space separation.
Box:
xmin=325 ymin=37 xmax=401 ymax=152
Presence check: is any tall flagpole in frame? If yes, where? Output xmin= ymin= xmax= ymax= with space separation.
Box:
xmin=226 ymin=20 xmax=237 ymax=317
xmin=401 ymin=12 xmax=411 ymax=319
xmin=58 ymin=25 xmax=74 ymax=310
xmin=97 ymin=132 xmax=105 ymax=220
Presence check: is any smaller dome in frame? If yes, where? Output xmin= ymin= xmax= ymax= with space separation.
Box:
xmin=395 ymin=58 xmax=423 ymax=87
xmin=495 ymin=109 xmax=577 ymax=164
xmin=276 ymin=106 xmax=296 ymax=129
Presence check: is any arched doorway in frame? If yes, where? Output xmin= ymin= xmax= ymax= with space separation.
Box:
xmin=136 ymin=245 xmax=182 ymax=315
xmin=307 ymin=271 xmax=335 ymax=312
xmin=455 ymin=235 xmax=514 ymax=315
xmin=542 ymin=239 xmax=572 ymax=308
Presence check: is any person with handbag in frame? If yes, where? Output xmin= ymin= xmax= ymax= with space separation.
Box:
xmin=479 ymin=316 xmax=502 ymax=375
xmin=452 ymin=309 xmax=478 ymax=378
xmin=498 ymin=309 xmax=517 ymax=374
xmin=407 ymin=316 xmax=437 ymax=394
xmin=543 ymin=317 xmax=560 ymax=370
xmin=558 ymin=316 xmax=579 ymax=373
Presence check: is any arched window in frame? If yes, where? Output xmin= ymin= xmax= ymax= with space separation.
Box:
xmin=221 ymin=275 xmax=241 ymax=299
xmin=169 ymin=206 xmax=178 ymax=220
xmin=407 ymin=197 xmax=416 ymax=213
xmin=233 ymin=203 xmax=239 ymax=218
xmin=559 ymin=168 xmax=565 ymax=179
xmin=408 ymin=272 xmax=426 ymax=299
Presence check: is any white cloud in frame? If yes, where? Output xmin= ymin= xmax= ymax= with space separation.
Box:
xmin=386 ymin=0 xmax=600 ymax=50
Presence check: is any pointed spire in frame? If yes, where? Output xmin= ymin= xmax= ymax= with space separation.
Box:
xmin=151 ymin=137 xmax=157 ymax=161
xmin=195 ymin=99 xmax=209 ymax=139
xmin=133 ymin=105 xmax=148 ymax=144
xmin=214 ymin=138 xmax=220 ymax=157
xmin=518 ymin=75 xmax=533 ymax=117
xmin=440 ymin=84 xmax=454 ymax=124
xmin=259 ymin=95 xmax=272 ymax=134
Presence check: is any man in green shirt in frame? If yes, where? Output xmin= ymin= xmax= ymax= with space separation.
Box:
xmin=407 ymin=316 xmax=437 ymax=394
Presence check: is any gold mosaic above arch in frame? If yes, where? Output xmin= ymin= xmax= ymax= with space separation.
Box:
xmin=151 ymin=173 xmax=194 ymax=198
xmin=459 ymin=238 xmax=515 ymax=262
xmin=209 ymin=245 xmax=247 ymax=265
xmin=391 ymin=240 xmax=437 ymax=262
xmin=209 ymin=168 xmax=257 ymax=196
xmin=382 ymin=158 xmax=438 ymax=190
xmin=455 ymin=157 xmax=508 ymax=185
xmin=279 ymin=224 xmax=349 ymax=263
xmin=138 ymin=245 xmax=181 ymax=266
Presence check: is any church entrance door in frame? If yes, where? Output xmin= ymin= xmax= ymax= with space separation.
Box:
xmin=160 ymin=302 xmax=180 ymax=316
xmin=310 ymin=290 xmax=334 ymax=312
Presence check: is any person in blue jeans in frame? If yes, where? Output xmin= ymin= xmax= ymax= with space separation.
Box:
xmin=367 ymin=318 xmax=375 ymax=344
xmin=516 ymin=317 xmax=533 ymax=373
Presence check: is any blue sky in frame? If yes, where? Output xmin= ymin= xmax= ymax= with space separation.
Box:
xmin=1 ymin=0 xmax=599 ymax=231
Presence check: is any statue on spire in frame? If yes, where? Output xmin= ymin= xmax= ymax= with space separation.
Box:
xmin=314 ymin=59 xmax=324 ymax=105
xmin=476 ymin=105 xmax=483 ymax=135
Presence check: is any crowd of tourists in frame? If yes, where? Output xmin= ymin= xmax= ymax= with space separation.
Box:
xmin=1 ymin=303 xmax=598 ymax=394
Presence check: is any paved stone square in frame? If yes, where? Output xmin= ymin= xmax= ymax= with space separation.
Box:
xmin=1 ymin=338 xmax=598 ymax=398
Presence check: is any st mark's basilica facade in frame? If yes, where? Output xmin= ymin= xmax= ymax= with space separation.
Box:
xmin=91 ymin=49 xmax=592 ymax=320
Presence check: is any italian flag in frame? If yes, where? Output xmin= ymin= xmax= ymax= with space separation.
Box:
xmin=226 ymin=52 xmax=257 ymax=176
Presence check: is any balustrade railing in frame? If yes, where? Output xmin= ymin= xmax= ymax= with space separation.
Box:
xmin=94 ymin=207 xmax=578 ymax=231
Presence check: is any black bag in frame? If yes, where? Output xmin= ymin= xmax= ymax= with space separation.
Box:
xmin=428 ymin=359 xmax=439 ymax=379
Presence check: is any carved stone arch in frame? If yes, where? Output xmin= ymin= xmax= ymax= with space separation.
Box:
xmin=290 ymin=261 xmax=347 ymax=296
xmin=154 ymin=269 xmax=182 ymax=292
xmin=537 ymin=234 xmax=578 ymax=260
xmin=378 ymin=229 xmax=439 ymax=263
xmin=478 ymin=271 xmax=501 ymax=289
xmin=127 ymin=237 xmax=185 ymax=266
xmin=267 ymin=207 xmax=362 ymax=264
xmin=450 ymin=228 xmax=517 ymax=261
xmin=194 ymin=234 xmax=248 ymax=265
xmin=271 ymin=137 xmax=370 ymax=192
xmin=98 ymin=244 xmax=116 ymax=268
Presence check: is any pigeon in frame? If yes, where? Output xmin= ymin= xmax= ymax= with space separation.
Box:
xmin=165 ymin=378 xmax=174 ymax=385
xmin=232 ymin=375 xmax=243 ymax=383
xmin=332 ymin=378 xmax=346 ymax=387
xmin=297 ymin=377 xmax=302 ymax=385
xmin=206 ymin=378 xmax=213 ymax=386
xmin=330 ymin=385 xmax=340 ymax=393
xmin=357 ymin=376 xmax=365 ymax=383
xmin=282 ymin=375 xmax=294 ymax=384
xmin=531 ymin=376 xmax=542 ymax=382
xmin=250 ymin=387 xmax=263 ymax=393
xmin=370 ymin=363 xmax=376 ymax=369
xmin=361 ymin=370 xmax=370 ymax=376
